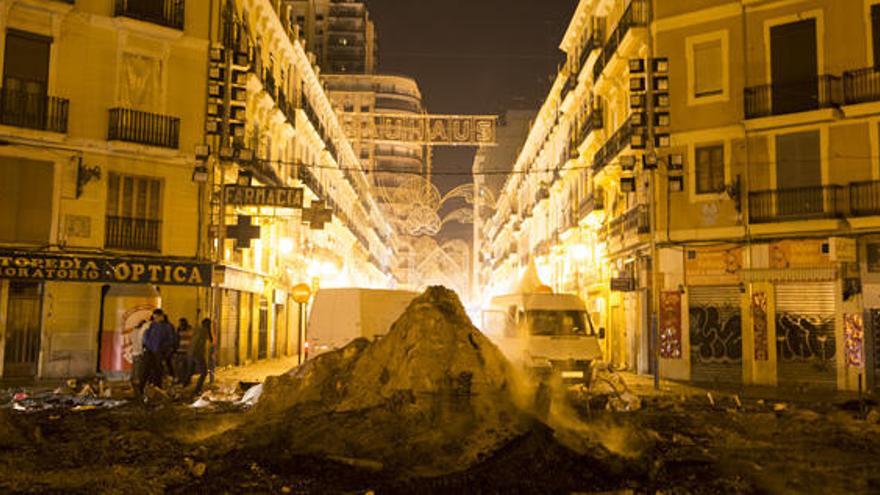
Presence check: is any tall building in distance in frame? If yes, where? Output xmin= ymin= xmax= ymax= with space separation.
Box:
xmin=286 ymin=0 xmax=378 ymax=74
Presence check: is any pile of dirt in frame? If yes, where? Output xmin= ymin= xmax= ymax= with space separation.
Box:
xmin=226 ymin=286 xmax=533 ymax=476
xmin=0 ymin=410 xmax=25 ymax=448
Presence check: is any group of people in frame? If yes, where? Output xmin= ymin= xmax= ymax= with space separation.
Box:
xmin=130 ymin=308 xmax=214 ymax=398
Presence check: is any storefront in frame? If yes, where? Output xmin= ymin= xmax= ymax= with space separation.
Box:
xmin=0 ymin=249 xmax=211 ymax=379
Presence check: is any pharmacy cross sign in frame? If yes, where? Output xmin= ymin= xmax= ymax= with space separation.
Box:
xmin=226 ymin=215 xmax=261 ymax=248
xmin=302 ymin=200 xmax=333 ymax=230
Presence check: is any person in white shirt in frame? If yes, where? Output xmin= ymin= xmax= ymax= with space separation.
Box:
xmin=129 ymin=319 xmax=149 ymax=397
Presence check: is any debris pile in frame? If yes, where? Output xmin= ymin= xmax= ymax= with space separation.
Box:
xmin=230 ymin=286 xmax=532 ymax=476
xmin=3 ymin=379 xmax=126 ymax=413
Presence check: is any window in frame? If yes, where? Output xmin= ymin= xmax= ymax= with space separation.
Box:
xmin=0 ymin=157 xmax=53 ymax=243
xmin=695 ymin=144 xmax=725 ymax=194
xmin=687 ymin=31 xmax=728 ymax=105
xmin=873 ymin=4 xmax=880 ymax=67
xmin=693 ymin=40 xmax=722 ymax=97
xmin=106 ymin=173 xmax=162 ymax=251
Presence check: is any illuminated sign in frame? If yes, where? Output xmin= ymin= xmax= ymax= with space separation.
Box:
xmin=340 ymin=113 xmax=497 ymax=146
xmin=0 ymin=251 xmax=212 ymax=287
xmin=223 ymin=185 xmax=304 ymax=208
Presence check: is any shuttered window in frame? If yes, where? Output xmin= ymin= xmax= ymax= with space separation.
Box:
xmin=695 ymin=144 xmax=725 ymax=194
xmin=693 ymin=39 xmax=723 ymax=97
xmin=107 ymin=173 xmax=162 ymax=220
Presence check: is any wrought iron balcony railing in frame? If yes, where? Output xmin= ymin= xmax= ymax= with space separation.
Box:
xmin=748 ymin=185 xmax=844 ymax=223
xmin=591 ymin=0 xmax=648 ymax=83
xmin=108 ymin=108 xmax=180 ymax=149
xmin=593 ymin=114 xmax=641 ymax=174
xmin=843 ymin=67 xmax=880 ymax=105
xmin=115 ymin=0 xmax=185 ymax=30
xmin=579 ymin=193 xmax=605 ymax=219
xmin=0 ymin=88 xmax=68 ymax=133
xmin=105 ymin=216 xmax=161 ymax=252
xmin=849 ymin=180 xmax=880 ymax=217
xmin=579 ymin=22 xmax=605 ymax=72
xmin=744 ymin=75 xmax=842 ymax=119
xmin=607 ymin=204 xmax=649 ymax=240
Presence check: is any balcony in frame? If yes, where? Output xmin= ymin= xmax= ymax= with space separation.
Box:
xmin=108 ymin=108 xmax=180 ymax=149
xmin=850 ymin=180 xmax=880 ymax=217
xmin=591 ymin=0 xmax=648 ymax=83
xmin=578 ymin=22 xmax=605 ymax=72
xmin=105 ymin=216 xmax=161 ymax=252
xmin=115 ymin=0 xmax=185 ymax=30
xmin=744 ymin=75 xmax=842 ymax=119
xmin=748 ymin=185 xmax=844 ymax=223
xmin=576 ymin=101 xmax=603 ymax=146
xmin=607 ymin=204 xmax=649 ymax=241
xmin=593 ymin=115 xmax=641 ymax=174
xmin=843 ymin=67 xmax=880 ymax=105
xmin=0 ymin=88 xmax=68 ymax=133
xmin=579 ymin=193 xmax=605 ymax=219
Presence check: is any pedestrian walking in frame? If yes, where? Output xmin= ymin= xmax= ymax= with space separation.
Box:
xmin=175 ymin=318 xmax=193 ymax=384
xmin=141 ymin=309 xmax=176 ymax=396
xmin=189 ymin=318 xmax=214 ymax=395
xmin=129 ymin=318 xmax=149 ymax=397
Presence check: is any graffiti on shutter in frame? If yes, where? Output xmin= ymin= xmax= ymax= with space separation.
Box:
xmin=688 ymin=286 xmax=742 ymax=383
xmin=775 ymin=283 xmax=836 ymax=388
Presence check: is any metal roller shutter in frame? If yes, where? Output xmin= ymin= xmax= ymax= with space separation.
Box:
xmin=688 ymin=286 xmax=743 ymax=384
xmin=219 ymin=290 xmax=240 ymax=367
xmin=775 ymin=283 xmax=836 ymax=388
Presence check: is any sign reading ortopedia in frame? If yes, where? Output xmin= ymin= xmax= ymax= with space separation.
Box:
xmin=223 ymin=185 xmax=304 ymax=208
xmin=0 ymin=251 xmax=212 ymax=286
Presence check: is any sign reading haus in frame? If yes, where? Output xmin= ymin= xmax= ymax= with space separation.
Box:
xmin=0 ymin=251 xmax=212 ymax=287
xmin=223 ymin=185 xmax=304 ymax=209
xmin=340 ymin=113 xmax=497 ymax=146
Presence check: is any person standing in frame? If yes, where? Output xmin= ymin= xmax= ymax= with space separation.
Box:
xmin=189 ymin=318 xmax=214 ymax=395
xmin=129 ymin=318 xmax=149 ymax=397
xmin=141 ymin=309 xmax=176 ymax=395
xmin=175 ymin=318 xmax=193 ymax=384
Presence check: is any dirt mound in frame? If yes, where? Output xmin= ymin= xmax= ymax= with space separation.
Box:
xmin=0 ymin=410 xmax=25 ymax=448
xmin=231 ymin=286 xmax=532 ymax=476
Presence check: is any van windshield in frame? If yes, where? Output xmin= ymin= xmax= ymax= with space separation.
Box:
xmin=527 ymin=310 xmax=592 ymax=336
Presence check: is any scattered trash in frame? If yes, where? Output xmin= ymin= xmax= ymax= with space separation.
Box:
xmin=12 ymin=392 xmax=30 ymax=402
xmin=866 ymin=409 xmax=880 ymax=424
xmin=191 ymin=462 xmax=207 ymax=478
xmin=585 ymin=362 xmax=641 ymax=412
xmin=238 ymin=383 xmax=263 ymax=407
xmin=190 ymin=397 xmax=213 ymax=409
xmin=707 ymin=393 xmax=715 ymax=407
xmin=773 ymin=403 xmax=788 ymax=412
xmin=71 ymin=405 xmax=97 ymax=412
xmin=6 ymin=388 xmax=125 ymax=413
xmin=733 ymin=394 xmax=742 ymax=409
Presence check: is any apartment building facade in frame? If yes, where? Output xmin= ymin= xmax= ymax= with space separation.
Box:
xmin=478 ymin=0 xmax=880 ymax=391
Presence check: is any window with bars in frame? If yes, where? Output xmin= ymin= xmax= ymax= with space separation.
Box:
xmin=105 ymin=172 xmax=163 ymax=251
xmin=695 ymin=144 xmax=725 ymax=194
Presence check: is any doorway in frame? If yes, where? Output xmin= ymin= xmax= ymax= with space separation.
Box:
xmin=770 ymin=19 xmax=818 ymax=115
xmin=3 ymin=281 xmax=43 ymax=378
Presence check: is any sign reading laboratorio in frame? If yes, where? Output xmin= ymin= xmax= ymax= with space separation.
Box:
xmin=340 ymin=113 xmax=497 ymax=146
xmin=0 ymin=251 xmax=212 ymax=287
xmin=223 ymin=185 xmax=304 ymax=209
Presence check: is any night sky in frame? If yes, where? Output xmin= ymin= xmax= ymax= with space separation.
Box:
xmin=366 ymin=0 xmax=577 ymax=193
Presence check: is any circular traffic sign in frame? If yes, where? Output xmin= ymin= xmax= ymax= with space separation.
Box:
xmin=291 ymin=283 xmax=312 ymax=304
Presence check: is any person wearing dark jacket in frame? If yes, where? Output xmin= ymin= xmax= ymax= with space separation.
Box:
xmin=140 ymin=308 xmax=176 ymax=395
xmin=189 ymin=318 xmax=214 ymax=395
xmin=174 ymin=318 xmax=193 ymax=384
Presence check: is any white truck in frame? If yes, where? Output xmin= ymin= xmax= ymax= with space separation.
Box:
xmin=482 ymin=291 xmax=603 ymax=386
xmin=306 ymin=288 xmax=418 ymax=358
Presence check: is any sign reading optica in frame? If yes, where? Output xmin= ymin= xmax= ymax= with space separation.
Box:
xmin=0 ymin=251 xmax=212 ymax=286
xmin=223 ymin=185 xmax=304 ymax=209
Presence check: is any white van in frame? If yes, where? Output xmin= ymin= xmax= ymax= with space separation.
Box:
xmin=306 ymin=288 xmax=418 ymax=358
xmin=482 ymin=292 xmax=603 ymax=385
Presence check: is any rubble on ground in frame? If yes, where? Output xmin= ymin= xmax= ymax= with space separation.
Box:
xmin=581 ymin=362 xmax=641 ymax=412
xmin=3 ymin=378 xmax=126 ymax=413
xmin=225 ymin=286 xmax=534 ymax=476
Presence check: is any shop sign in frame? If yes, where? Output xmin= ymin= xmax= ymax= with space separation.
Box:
xmin=685 ymin=247 xmax=742 ymax=285
xmin=769 ymin=239 xmax=830 ymax=269
xmin=610 ymin=277 xmax=636 ymax=292
xmin=0 ymin=250 xmax=211 ymax=286
xmin=223 ymin=185 xmax=304 ymax=209
xmin=828 ymin=237 xmax=857 ymax=263
xmin=341 ymin=113 xmax=497 ymax=146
